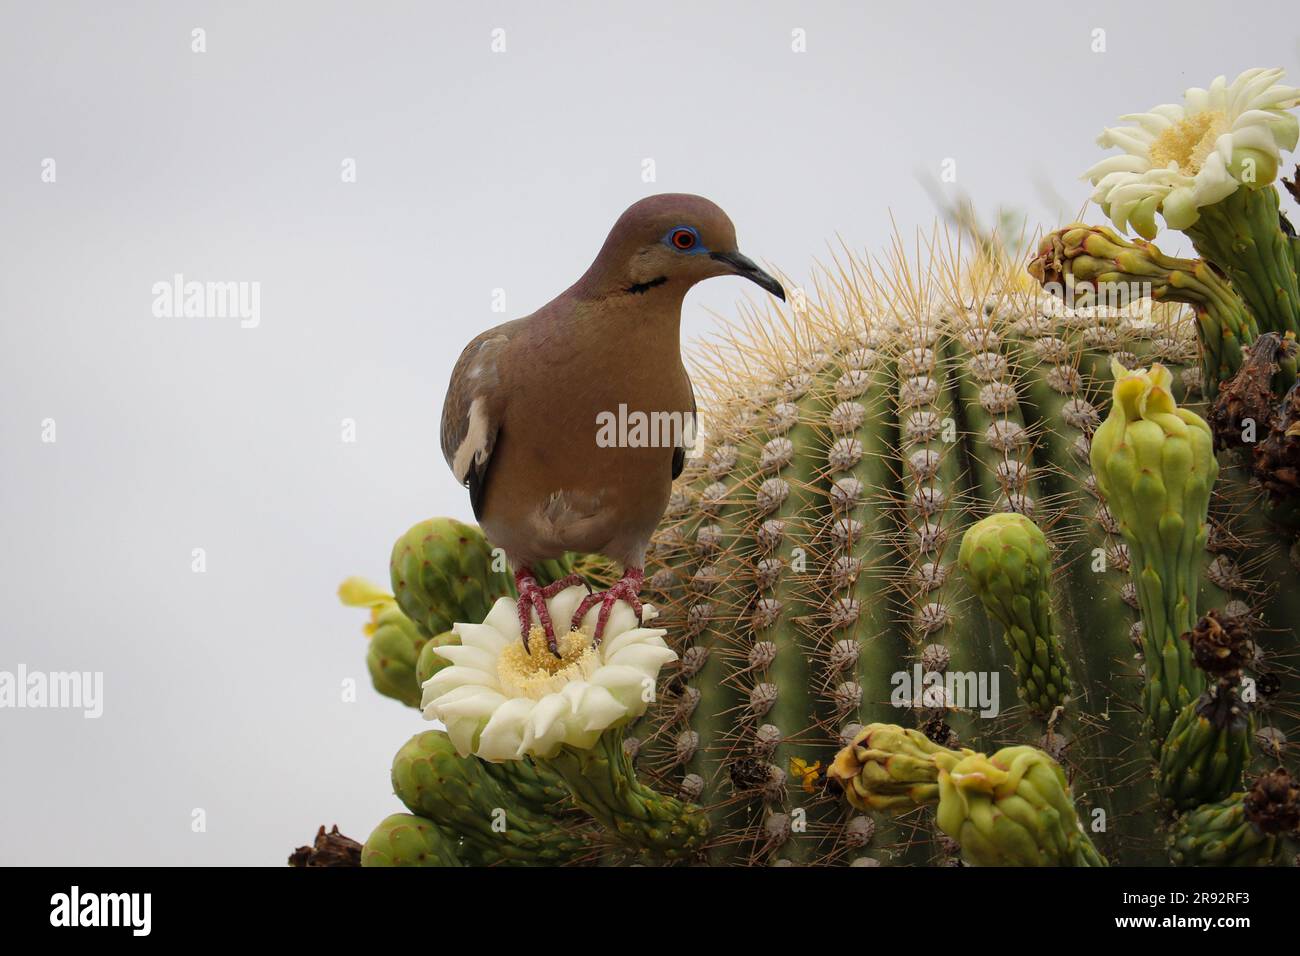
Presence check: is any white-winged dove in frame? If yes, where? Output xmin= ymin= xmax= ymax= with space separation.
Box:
xmin=441 ymin=194 xmax=784 ymax=653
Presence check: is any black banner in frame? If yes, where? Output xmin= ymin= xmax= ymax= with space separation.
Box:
xmin=5 ymin=865 xmax=1299 ymax=940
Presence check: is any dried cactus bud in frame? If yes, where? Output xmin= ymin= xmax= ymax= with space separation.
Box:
xmin=1183 ymin=609 xmax=1253 ymax=677
xmin=1243 ymin=768 xmax=1300 ymax=834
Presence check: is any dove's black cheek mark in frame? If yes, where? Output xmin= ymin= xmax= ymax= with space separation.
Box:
xmin=626 ymin=276 xmax=668 ymax=295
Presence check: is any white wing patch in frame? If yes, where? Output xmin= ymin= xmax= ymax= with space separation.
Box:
xmin=452 ymin=397 xmax=491 ymax=483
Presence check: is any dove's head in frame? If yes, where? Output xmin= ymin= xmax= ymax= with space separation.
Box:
xmin=580 ymin=193 xmax=785 ymax=300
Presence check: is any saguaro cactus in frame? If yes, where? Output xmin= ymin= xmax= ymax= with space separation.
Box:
xmin=331 ymin=65 xmax=1300 ymax=861
xmin=331 ymin=224 xmax=1298 ymax=866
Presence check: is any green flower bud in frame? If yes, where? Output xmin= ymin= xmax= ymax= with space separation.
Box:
xmin=361 ymin=814 xmax=461 ymax=867
xmin=1168 ymin=769 xmax=1300 ymax=867
xmin=826 ymin=723 xmax=958 ymax=813
xmin=1090 ymin=362 xmax=1217 ymax=755
xmin=828 ymin=724 xmax=1105 ymax=867
xmin=389 ymin=518 xmax=514 ymax=639
xmin=338 ymin=576 xmax=429 ymax=708
xmin=958 ymin=513 xmax=1073 ymax=715
xmin=1028 ymin=224 xmax=1256 ymax=395
xmin=935 ymin=746 xmax=1106 ymax=867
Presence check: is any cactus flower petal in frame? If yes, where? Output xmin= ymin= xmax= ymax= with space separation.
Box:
xmin=421 ymin=586 xmax=676 ymax=760
xmin=1085 ymin=68 xmax=1300 ymax=236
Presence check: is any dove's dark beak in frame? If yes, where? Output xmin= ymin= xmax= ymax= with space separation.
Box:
xmin=711 ymin=250 xmax=785 ymax=300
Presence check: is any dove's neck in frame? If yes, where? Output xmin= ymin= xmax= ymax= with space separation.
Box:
xmin=567 ymin=237 xmax=700 ymax=303
xmin=555 ymin=282 xmax=686 ymax=345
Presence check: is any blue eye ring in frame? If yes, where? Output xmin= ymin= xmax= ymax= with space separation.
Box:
xmin=665 ymin=226 xmax=701 ymax=252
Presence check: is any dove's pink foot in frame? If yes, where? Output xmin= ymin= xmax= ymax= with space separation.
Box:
xmin=515 ymin=569 xmax=587 ymax=656
xmin=570 ymin=567 xmax=645 ymax=646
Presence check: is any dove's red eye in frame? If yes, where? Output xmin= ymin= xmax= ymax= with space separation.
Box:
xmin=671 ymin=228 xmax=697 ymax=250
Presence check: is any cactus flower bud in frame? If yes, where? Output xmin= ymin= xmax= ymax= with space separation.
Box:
xmin=935 ymin=746 xmax=1106 ymax=867
xmin=1168 ymin=769 xmax=1300 ymax=866
xmin=1028 ymin=224 xmax=1256 ymax=396
xmin=829 ymin=723 xmax=1105 ymax=866
xmin=958 ymin=513 xmax=1073 ymax=715
xmin=826 ymin=723 xmax=957 ymax=812
xmin=1090 ymin=361 xmax=1218 ymax=755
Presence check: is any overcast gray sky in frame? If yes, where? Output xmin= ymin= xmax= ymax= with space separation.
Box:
xmin=1 ymin=1 xmax=1295 ymax=864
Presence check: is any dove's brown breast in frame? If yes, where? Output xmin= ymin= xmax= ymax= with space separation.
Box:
xmin=476 ymin=295 xmax=693 ymax=568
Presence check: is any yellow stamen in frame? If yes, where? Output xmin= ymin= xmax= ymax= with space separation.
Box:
xmin=1148 ymin=111 xmax=1227 ymax=175
xmin=497 ymin=627 xmax=599 ymax=699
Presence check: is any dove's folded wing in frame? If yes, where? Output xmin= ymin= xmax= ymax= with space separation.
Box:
xmin=440 ymin=324 xmax=517 ymax=520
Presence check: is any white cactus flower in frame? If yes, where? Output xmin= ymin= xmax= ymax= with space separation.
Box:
xmin=420 ymin=586 xmax=677 ymax=761
xmin=1084 ymin=68 xmax=1300 ymax=237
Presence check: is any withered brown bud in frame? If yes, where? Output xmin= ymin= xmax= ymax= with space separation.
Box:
xmin=288 ymin=825 xmax=362 ymax=867
xmin=1255 ymin=379 xmax=1300 ymax=498
xmin=1243 ymin=768 xmax=1300 ymax=836
xmin=1209 ymin=332 xmax=1289 ymax=453
xmin=921 ymin=714 xmax=958 ymax=748
xmin=1183 ymin=609 xmax=1253 ymax=677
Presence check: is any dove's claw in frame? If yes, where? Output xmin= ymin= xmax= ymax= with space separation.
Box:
xmin=538 ymin=573 xmax=585 ymax=598
xmin=570 ymin=567 xmax=645 ymax=646
xmin=515 ymin=569 xmax=563 ymax=657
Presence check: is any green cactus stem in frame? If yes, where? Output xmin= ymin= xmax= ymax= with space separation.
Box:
xmin=958 ymin=513 xmax=1074 ymax=716
xmin=392 ymin=730 xmax=592 ymax=865
xmin=541 ymin=728 xmax=710 ymax=863
xmin=1185 ymin=185 xmax=1300 ymax=339
xmin=362 ymin=814 xmax=462 ymax=867
xmin=336 ymin=218 xmax=1300 ymax=867
xmin=1016 ymin=352 xmax=1157 ymax=858
xmin=941 ymin=329 xmax=1032 ymax=728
